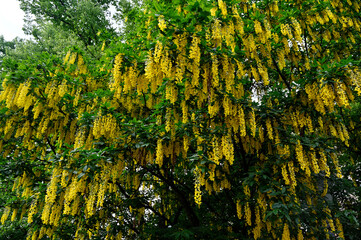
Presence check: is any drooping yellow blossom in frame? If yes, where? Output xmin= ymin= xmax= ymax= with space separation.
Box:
xmin=222 ymin=134 xmax=234 ymax=165
xmin=266 ymin=118 xmax=273 ymax=140
xmin=281 ymin=164 xmax=290 ymax=185
xmin=210 ymin=7 xmax=218 ymax=16
xmin=194 ymin=166 xmax=202 ymax=206
xmin=158 ymin=15 xmax=166 ymax=31
xmin=282 ymin=223 xmax=290 ymax=240
xmin=245 ymin=202 xmax=252 ymax=226
xmin=1 ymin=206 xmax=11 ymax=224
xmin=218 ymin=0 xmax=227 ymax=16
xmin=236 ymin=200 xmax=242 ymax=219
xmin=239 ymin=106 xmax=246 ymax=136
xmin=244 ymin=185 xmax=251 ymax=198
xmin=249 ymin=109 xmax=256 ymax=137
xmin=156 ymin=139 xmax=164 ymax=167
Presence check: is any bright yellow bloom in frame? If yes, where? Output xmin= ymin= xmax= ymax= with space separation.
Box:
xmin=158 ymin=15 xmax=166 ymax=31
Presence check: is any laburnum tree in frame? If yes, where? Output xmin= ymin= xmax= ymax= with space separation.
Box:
xmin=1 ymin=0 xmax=361 ymax=239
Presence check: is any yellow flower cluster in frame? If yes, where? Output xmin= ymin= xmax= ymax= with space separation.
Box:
xmin=266 ymin=118 xmax=273 ymax=140
xmin=318 ymin=150 xmax=330 ymax=177
xmin=113 ymin=53 xmax=123 ymax=83
xmin=86 ymin=181 xmax=99 ymax=217
xmin=245 ymin=202 xmax=252 ymax=226
xmin=239 ymin=107 xmax=246 ymax=136
xmin=288 ymin=161 xmax=297 ymax=188
xmin=218 ymin=0 xmax=227 ymax=16
xmin=27 ymin=194 xmax=39 ymax=223
xmin=156 ymin=139 xmax=163 ymax=167
xmin=93 ymin=114 xmax=117 ymax=139
xmin=295 ymin=140 xmax=305 ymax=170
xmin=44 ymin=168 xmax=61 ymax=205
xmin=281 ymin=164 xmax=290 ymax=185
xmin=335 ymin=218 xmax=345 ymax=239
xmin=189 ymin=35 xmax=201 ymax=65
xmin=63 ymin=176 xmax=86 ymax=215
xmin=222 ymin=134 xmax=234 ymax=165
xmin=249 ymin=109 xmax=256 ymax=137
xmin=253 ymin=207 xmax=262 ymax=239
xmin=0 ymin=206 xmax=11 ymax=224
xmin=236 ymin=200 xmax=242 ymax=219
xmin=194 ymin=166 xmax=202 ymax=206
xmin=158 ymin=15 xmax=166 ymax=31
xmin=309 ymin=149 xmax=320 ymax=174
xmin=282 ymin=223 xmax=290 ymax=240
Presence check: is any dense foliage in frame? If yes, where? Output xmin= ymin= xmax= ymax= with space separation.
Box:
xmin=1 ymin=0 xmax=361 ymax=239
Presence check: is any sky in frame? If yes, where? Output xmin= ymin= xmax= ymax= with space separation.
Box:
xmin=0 ymin=0 xmax=28 ymax=41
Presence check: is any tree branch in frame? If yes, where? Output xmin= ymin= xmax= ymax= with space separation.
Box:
xmin=111 ymin=180 xmax=169 ymax=223
xmin=46 ymin=137 xmax=57 ymax=155
xmin=272 ymin=57 xmax=292 ymax=91
xmin=142 ymin=165 xmax=200 ymax=227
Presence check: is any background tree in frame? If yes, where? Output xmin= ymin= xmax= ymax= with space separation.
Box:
xmin=0 ymin=0 xmax=143 ymax=77
xmin=1 ymin=0 xmax=361 ymax=239
xmin=1 ymin=23 xmax=83 ymax=62
xmin=18 ymin=0 xmax=144 ymax=50
xmin=19 ymin=0 xmax=116 ymax=46
xmin=0 ymin=36 xmax=16 ymax=58
xmin=0 ymin=36 xmax=17 ymax=69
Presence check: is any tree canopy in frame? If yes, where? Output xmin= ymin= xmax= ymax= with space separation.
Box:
xmin=1 ymin=0 xmax=361 ymax=239
xmin=19 ymin=0 xmax=116 ymax=46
